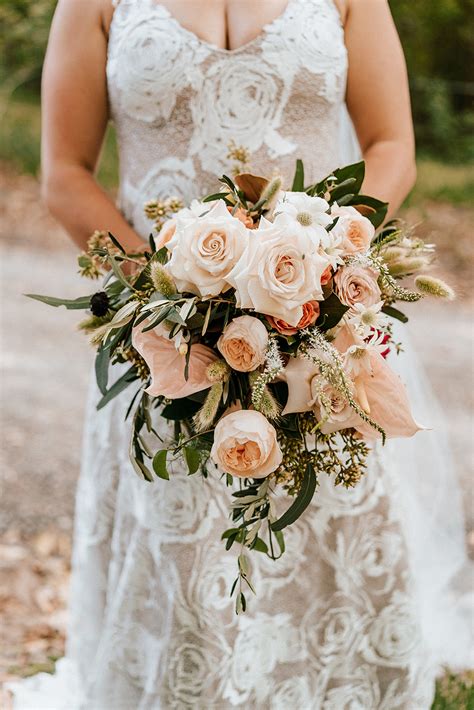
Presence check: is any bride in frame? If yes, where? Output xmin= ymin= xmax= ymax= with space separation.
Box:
xmin=10 ymin=0 xmax=472 ymax=708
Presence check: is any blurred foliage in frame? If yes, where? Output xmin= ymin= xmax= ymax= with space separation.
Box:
xmin=0 ymin=0 xmax=473 ymax=162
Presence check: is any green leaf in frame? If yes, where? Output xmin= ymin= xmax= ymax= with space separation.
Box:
xmin=316 ymin=292 xmax=349 ymax=331
xmin=291 ymin=159 xmax=305 ymax=191
xmin=152 ymin=449 xmax=169 ymax=480
xmin=328 ymin=177 xmax=358 ymax=202
xmin=25 ymin=294 xmax=93 ymax=310
xmin=108 ymin=231 xmax=126 ymax=254
xmin=330 ymin=161 xmax=365 ymax=195
xmin=95 ymin=345 xmax=109 ymax=395
xmin=251 ymin=537 xmax=269 ymax=553
xmin=184 ymin=446 xmax=201 ymax=475
xmin=161 ymin=397 xmax=203 ymax=421
xmin=274 ymin=529 xmax=285 ymax=554
xmin=109 ymin=254 xmax=134 ymax=290
xmin=96 ymin=367 xmax=138 ymax=410
xmin=347 ymin=194 xmax=388 ymax=228
xmin=148 ymin=233 xmax=157 ymax=253
xmin=271 ymin=462 xmax=317 ymax=531
xmin=382 ymin=305 xmax=409 ymax=323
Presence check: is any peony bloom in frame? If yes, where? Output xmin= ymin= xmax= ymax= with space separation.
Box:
xmin=166 ymin=200 xmax=249 ymax=298
xmin=227 ymin=213 xmax=329 ymax=327
xmin=266 ymin=300 xmax=320 ymax=336
xmin=334 ymin=264 xmax=381 ymax=310
xmin=132 ymin=322 xmax=218 ymax=399
xmin=217 ymin=315 xmax=268 ymax=372
xmin=331 ymin=204 xmax=375 ymax=254
xmin=275 ymin=192 xmax=332 ymax=233
xmin=211 ymin=410 xmax=282 ymax=478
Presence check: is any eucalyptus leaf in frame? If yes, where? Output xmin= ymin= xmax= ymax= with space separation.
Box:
xmin=184 ymin=446 xmax=201 ymax=475
xmin=152 ymin=449 xmax=169 ymax=480
xmin=95 ymin=345 xmax=109 ymax=395
xmin=271 ymin=462 xmax=317 ymax=531
xmin=25 ymin=293 xmax=93 ymax=310
xmin=96 ymin=367 xmax=138 ymax=410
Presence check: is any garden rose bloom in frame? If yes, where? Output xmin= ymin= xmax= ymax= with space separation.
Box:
xmin=227 ymin=213 xmax=329 ymax=327
xmin=334 ymin=264 xmax=381 ymax=309
xmin=211 ymin=410 xmax=282 ymax=478
xmin=166 ymin=200 xmax=249 ymax=298
xmin=310 ymin=376 xmax=352 ymax=424
xmin=217 ymin=315 xmax=268 ymax=372
xmin=267 ymin=300 xmax=320 ymax=336
xmin=132 ymin=323 xmax=218 ymax=399
xmin=331 ymin=204 xmax=375 ymax=254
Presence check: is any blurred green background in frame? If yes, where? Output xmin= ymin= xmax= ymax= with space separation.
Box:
xmin=0 ymin=1 xmax=473 ymax=704
xmin=0 ymin=0 xmax=473 ymax=199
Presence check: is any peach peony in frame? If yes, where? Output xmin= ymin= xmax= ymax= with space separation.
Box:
xmin=217 ymin=315 xmax=268 ymax=372
xmin=211 ymin=410 xmax=282 ymax=478
xmin=266 ymin=300 xmax=320 ymax=336
xmin=132 ymin=323 xmax=218 ymax=399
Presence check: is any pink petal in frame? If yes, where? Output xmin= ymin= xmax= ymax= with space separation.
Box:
xmin=132 ymin=324 xmax=218 ymax=399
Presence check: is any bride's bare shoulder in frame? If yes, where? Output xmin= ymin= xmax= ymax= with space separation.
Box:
xmin=52 ymin=0 xmax=114 ymax=38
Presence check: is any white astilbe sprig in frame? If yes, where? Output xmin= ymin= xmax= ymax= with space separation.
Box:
xmin=251 ymin=337 xmax=284 ymax=412
xmin=357 ymin=252 xmax=423 ymax=302
xmin=300 ymin=327 xmax=386 ymax=442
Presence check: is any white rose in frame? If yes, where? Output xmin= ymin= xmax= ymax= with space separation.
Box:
xmin=211 ymin=410 xmax=282 ymax=478
xmin=217 ymin=315 xmax=268 ymax=372
xmin=166 ymin=200 xmax=249 ymax=298
xmin=227 ymin=213 xmax=330 ymax=327
xmin=331 ymin=204 xmax=375 ymax=255
xmin=275 ymin=191 xmax=332 ymax=234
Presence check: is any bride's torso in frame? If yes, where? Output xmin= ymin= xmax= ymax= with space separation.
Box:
xmin=106 ymin=0 xmax=350 ymax=237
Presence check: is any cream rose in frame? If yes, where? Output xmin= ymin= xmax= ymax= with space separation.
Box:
xmin=217 ymin=315 xmax=268 ymax=372
xmin=334 ymin=264 xmax=381 ymax=309
xmin=166 ymin=200 xmax=249 ymax=298
xmin=331 ymin=204 xmax=375 ymax=254
xmin=227 ymin=213 xmax=329 ymax=327
xmin=211 ymin=410 xmax=282 ymax=478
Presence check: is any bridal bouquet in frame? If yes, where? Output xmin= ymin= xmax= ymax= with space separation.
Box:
xmin=29 ymin=159 xmax=454 ymax=612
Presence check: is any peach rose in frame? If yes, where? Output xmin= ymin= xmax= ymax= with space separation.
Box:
xmin=320 ymin=265 xmax=333 ymax=286
xmin=331 ymin=205 xmax=375 ymax=254
xmin=266 ymin=300 xmax=320 ymax=336
xmin=228 ymin=206 xmax=256 ymax=229
xmin=156 ymin=218 xmax=177 ymax=249
xmin=217 ymin=315 xmax=268 ymax=372
xmin=132 ymin=322 xmax=218 ymax=399
xmin=210 ymin=410 xmax=282 ymax=478
xmin=334 ymin=264 xmax=381 ymax=310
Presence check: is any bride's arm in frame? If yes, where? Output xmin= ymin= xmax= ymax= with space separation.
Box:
xmin=41 ymin=0 xmax=144 ymax=251
xmin=344 ymin=0 xmax=416 ymax=217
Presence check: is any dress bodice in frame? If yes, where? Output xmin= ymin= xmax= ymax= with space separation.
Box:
xmin=107 ymin=0 xmax=349 ymax=236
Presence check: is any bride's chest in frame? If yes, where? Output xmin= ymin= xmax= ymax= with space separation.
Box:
xmin=107 ymin=0 xmax=348 ymax=126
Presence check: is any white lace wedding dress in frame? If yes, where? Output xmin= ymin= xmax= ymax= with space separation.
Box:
xmin=10 ymin=0 xmax=473 ymax=708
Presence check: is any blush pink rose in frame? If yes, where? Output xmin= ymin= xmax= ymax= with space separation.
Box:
xmin=211 ymin=410 xmax=282 ymax=478
xmin=334 ymin=264 xmax=381 ymax=309
xmin=266 ymin=300 xmax=320 ymax=336
xmin=132 ymin=323 xmax=218 ymax=399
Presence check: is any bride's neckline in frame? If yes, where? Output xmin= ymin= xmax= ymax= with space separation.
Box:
xmin=153 ymin=0 xmax=296 ymax=55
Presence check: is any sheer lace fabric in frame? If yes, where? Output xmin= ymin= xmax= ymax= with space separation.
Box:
xmin=9 ymin=0 xmax=472 ymax=708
